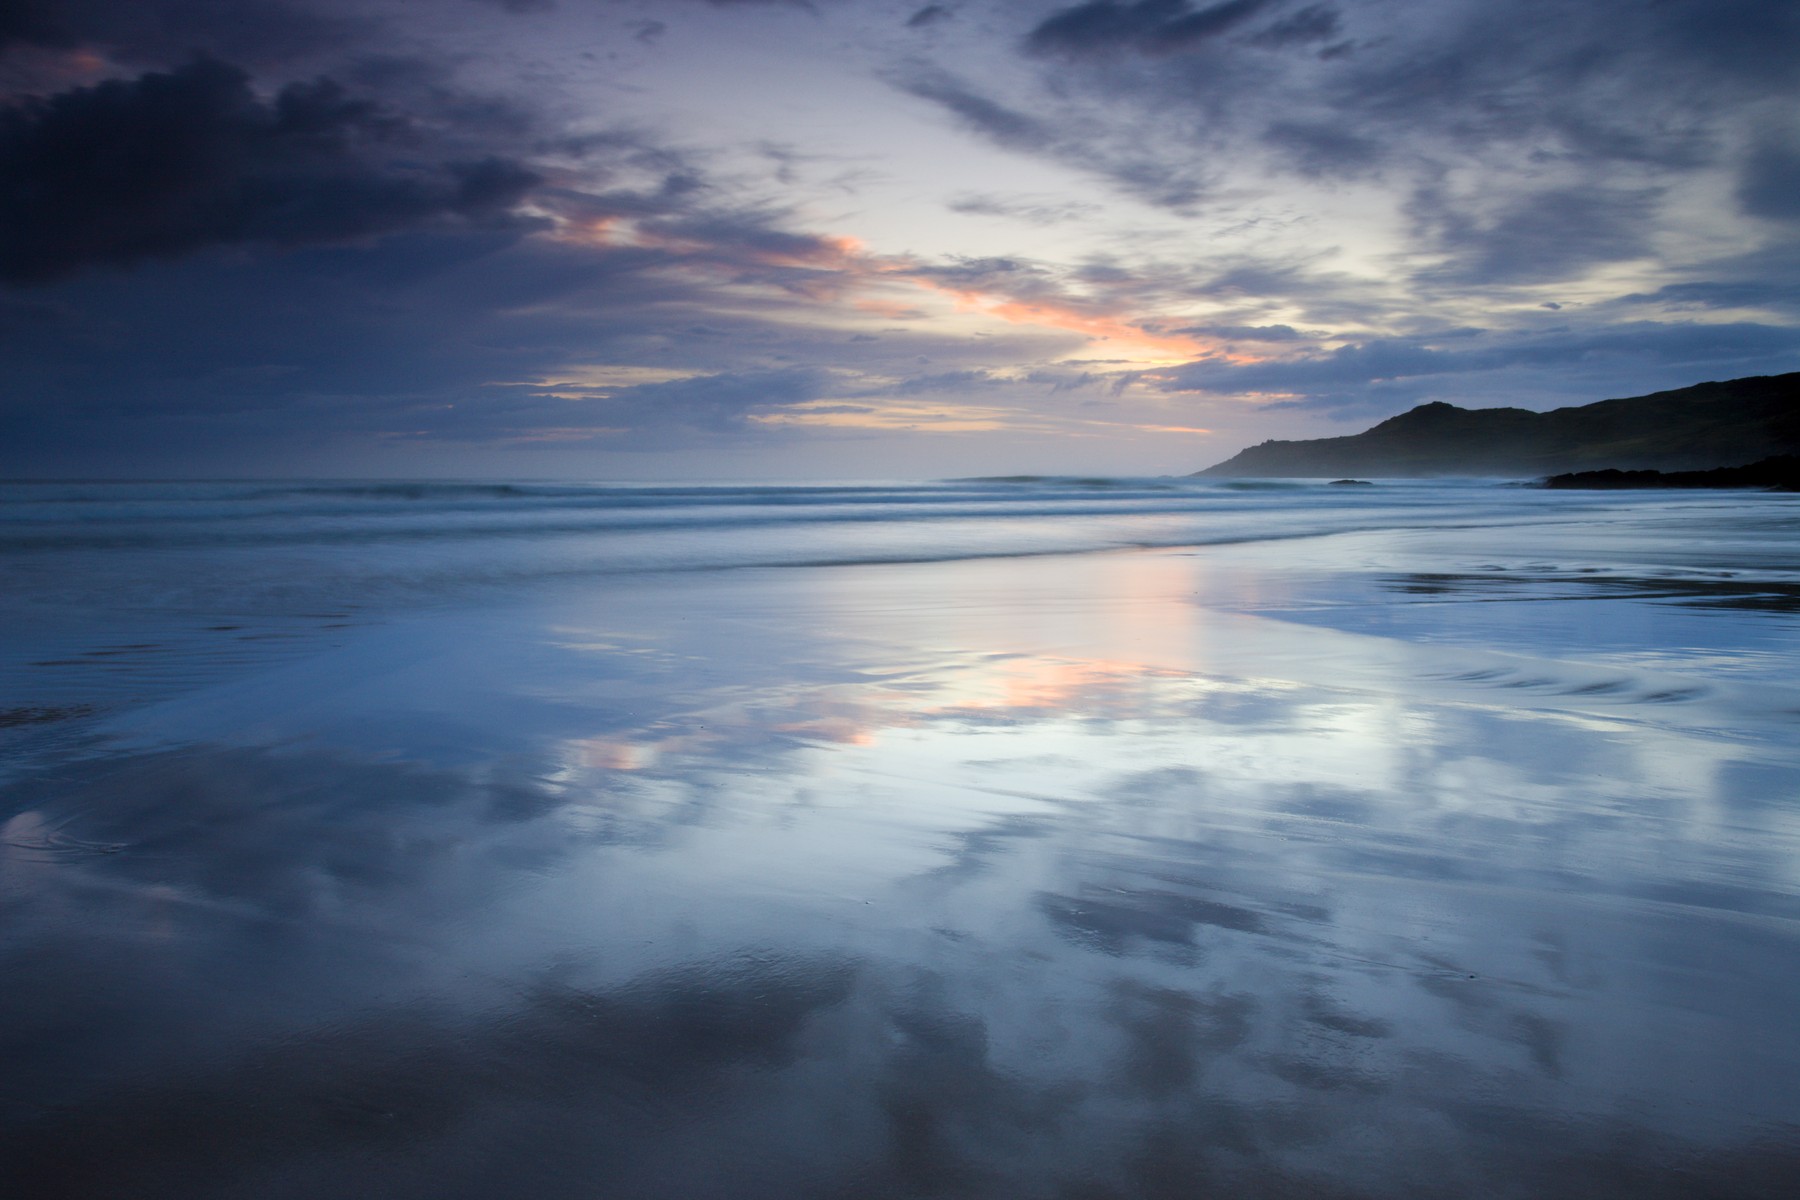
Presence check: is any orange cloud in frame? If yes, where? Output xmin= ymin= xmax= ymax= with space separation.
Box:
xmin=940 ymin=289 xmax=1207 ymax=361
xmin=550 ymin=211 xmax=1259 ymax=368
xmin=558 ymin=652 xmax=1189 ymax=780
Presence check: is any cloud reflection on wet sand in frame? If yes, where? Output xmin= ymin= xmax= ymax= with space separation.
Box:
xmin=3 ymin=545 xmax=1799 ymax=1197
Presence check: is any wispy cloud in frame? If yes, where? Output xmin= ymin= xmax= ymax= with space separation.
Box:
xmin=1024 ymin=0 xmax=1276 ymax=61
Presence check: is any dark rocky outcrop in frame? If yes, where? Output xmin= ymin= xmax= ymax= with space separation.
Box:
xmin=1542 ymin=456 xmax=1800 ymax=491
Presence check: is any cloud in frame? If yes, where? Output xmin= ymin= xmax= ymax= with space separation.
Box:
xmin=1024 ymin=0 xmax=1274 ymax=60
xmin=5 ymin=0 xmax=1794 ymax=475
xmin=1156 ymin=321 xmax=1800 ymax=414
xmin=1246 ymin=3 xmax=1340 ymax=49
xmin=694 ymin=0 xmax=818 ymax=11
xmin=0 ymin=0 xmax=363 ymax=67
xmin=1176 ymin=322 xmax=1306 ymax=342
xmin=889 ymin=67 xmax=1053 ymax=155
xmin=891 ymin=65 xmax=1210 ymax=207
xmin=589 ymin=368 xmax=830 ymax=441
xmin=1642 ymin=0 xmax=1800 ymax=90
xmin=946 ymin=193 xmax=1100 ymax=225
xmin=1615 ymin=280 xmax=1800 ymax=315
xmin=0 ymin=0 xmax=70 ymax=49
xmin=627 ymin=212 xmax=863 ymax=285
xmin=1407 ymin=183 xmax=1665 ymax=285
xmin=1261 ymin=118 xmax=1382 ymax=177
xmin=1738 ymin=135 xmax=1800 ymax=222
xmin=908 ymin=255 xmax=1052 ymax=294
xmin=888 ymin=368 xmax=1002 ymax=395
xmin=0 ymin=79 xmax=1108 ymax=472
xmin=897 ymin=0 xmax=1800 ymax=236
xmin=0 ymin=59 xmax=541 ymax=285
xmin=0 ymin=196 xmax=964 ymax=466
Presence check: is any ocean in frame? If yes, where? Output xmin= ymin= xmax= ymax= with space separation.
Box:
xmin=3 ymin=477 xmax=1798 ymax=1197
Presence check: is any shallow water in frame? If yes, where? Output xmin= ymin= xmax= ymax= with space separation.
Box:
xmin=3 ymin=480 xmax=1798 ymax=1197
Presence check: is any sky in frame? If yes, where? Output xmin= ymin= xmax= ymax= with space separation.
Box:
xmin=2 ymin=0 xmax=1798 ymax=480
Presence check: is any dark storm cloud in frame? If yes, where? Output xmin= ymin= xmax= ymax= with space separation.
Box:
xmin=0 ymin=55 xmax=1076 ymax=473
xmin=0 ymin=0 xmax=362 ymax=66
xmin=0 ymin=0 xmax=1062 ymax=473
xmin=1025 ymin=0 xmax=1273 ymax=59
xmin=0 ymin=232 xmax=641 ymax=463
xmin=0 ymin=191 xmax=929 ymax=467
xmin=0 ymin=59 xmax=541 ymax=285
xmin=0 ymin=0 xmax=68 ymax=48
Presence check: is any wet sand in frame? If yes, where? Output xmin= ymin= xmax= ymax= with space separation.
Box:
xmin=3 ymin=496 xmax=1799 ymax=1198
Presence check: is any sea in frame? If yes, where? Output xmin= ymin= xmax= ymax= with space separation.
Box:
xmin=2 ymin=477 xmax=1798 ymax=1198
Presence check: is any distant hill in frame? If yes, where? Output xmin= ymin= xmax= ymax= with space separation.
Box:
xmin=1194 ymin=373 xmax=1800 ymax=478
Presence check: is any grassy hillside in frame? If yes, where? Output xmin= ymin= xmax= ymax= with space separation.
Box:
xmin=1196 ymin=373 xmax=1800 ymax=477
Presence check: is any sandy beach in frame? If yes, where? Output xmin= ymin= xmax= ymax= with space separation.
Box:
xmin=3 ymin=480 xmax=1798 ymax=1197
